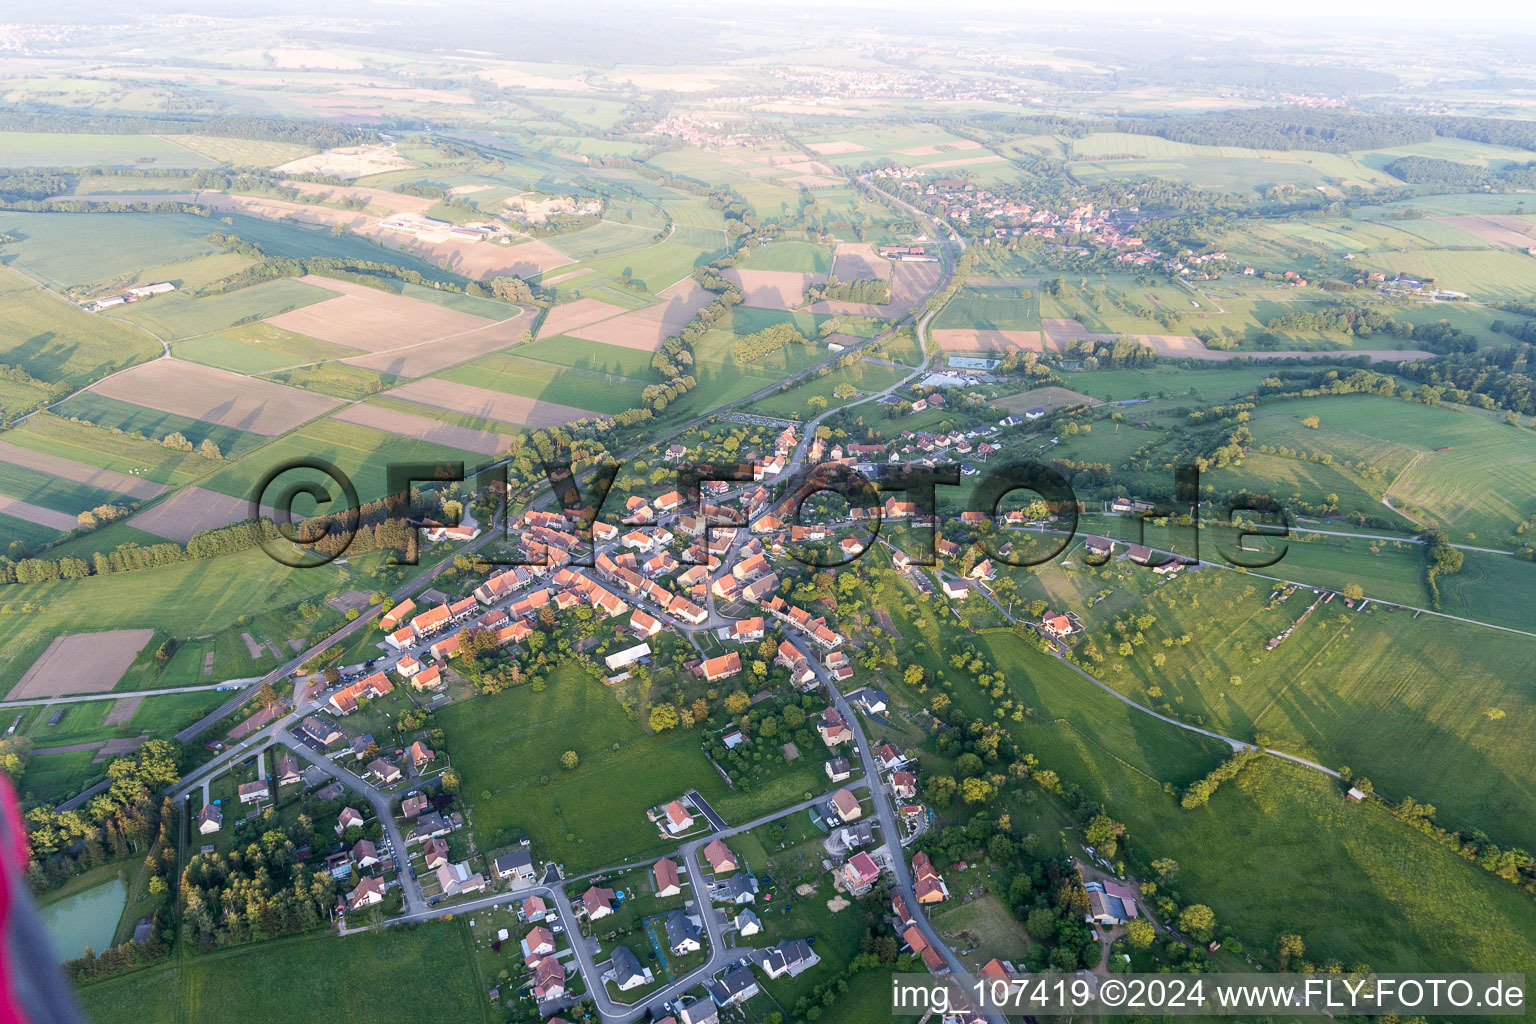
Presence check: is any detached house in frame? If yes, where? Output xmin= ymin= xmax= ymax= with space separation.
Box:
xmin=703 ymin=839 xmax=737 ymax=874
xmin=818 ymin=709 xmax=852 ymax=747
xmin=349 ymin=876 xmax=386 ymax=911
xmin=665 ymin=909 xmax=703 ymax=953
xmin=582 ymin=885 xmax=616 ymax=920
xmin=701 ymin=652 xmax=742 ymax=683
xmin=531 ymin=957 xmax=566 ymax=1001
xmin=662 ymin=799 xmax=694 ymax=834
xmin=522 ymin=925 xmax=557 ymax=964
xmin=654 ymin=856 xmax=682 ymax=898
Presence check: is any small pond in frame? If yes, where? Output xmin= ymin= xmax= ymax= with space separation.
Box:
xmin=40 ymin=877 xmax=128 ymax=962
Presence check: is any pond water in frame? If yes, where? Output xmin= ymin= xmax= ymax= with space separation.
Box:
xmin=39 ymin=877 xmax=128 ymax=962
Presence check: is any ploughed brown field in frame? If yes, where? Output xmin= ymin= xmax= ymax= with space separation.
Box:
xmin=537 ymin=298 xmax=628 ymax=339
xmin=809 ymin=260 xmax=942 ymax=318
xmin=329 ymin=403 xmax=509 ymax=456
xmin=10 ymin=629 xmax=156 ymax=699
xmin=280 ymin=180 xmax=439 ymax=216
xmin=931 ymin=328 xmax=1047 ymax=352
xmin=385 ymin=378 xmax=598 ymax=428
xmin=0 ymin=495 xmax=78 ymax=533
xmin=386 ymin=235 xmax=574 ymax=281
xmin=1435 ymin=214 xmax=1536 ymax=249
xmin=129 ymin=486 xmax=279 ymax=544
xmin=88 ymin=359 xmax=342 ymax=436
xmin=266 ymin=277 xmax=497 ymax=353
xmin=721 ymin=268 xmax=825 ymax=310
xmin=804 ymin=140 xmax=868 ymax=155
xmin=830 ymin=243 xmax=890 ymax=282
xmin=569 ymin=279 xmax=716 ymax=351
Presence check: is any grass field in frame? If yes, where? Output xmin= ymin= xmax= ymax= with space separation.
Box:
xmin=933 ymin=283 xmax=1041 ymax=331
xmin=945 ymin=632 xmax=1536 ymax=974
xmin=1362 ymin=247 xmax=1536 ymax=301
xmin=51 ymin=392 xmax=266 ymax=460
xmin=2 ymin=413 xmax=227 ymax=487
xmin=0 ymin=213 xmax=219 ymax=288
xmin=1141 ymin=757 xmax=1536 ymax=974
xmin=1434 ymin=547 xmax=1536 ymax=631
xmin=199 ymin=418 xmax=481 ymax=504
xmin=0 ymin=548 xmax=356 ymax=697
xmin=161 ymin=135 xmax=315 ymax=167
xmin=437 ymin=352 xmax=647 ymax=416
xmin=436 ymin=663 xmax=736 ymax=872
xmin=748 ymin=359 xmax=908 ymax=419
xmin=0 ymin=132 xmax=220 ymax=169
xmin=14 ymin=748 xmax=97 ymax=805
xmin=259 ymin=361 xmax=400 ymax=400
xmin=1065 ymin=132 xmax=1398 ymax=194
xmin=172 ymin=322 xmax=361 ymax=375
xmin=0 ymin=459 xmax=125 ymax=516
xmin=512 ymin=335 xmax=662 ymax=379
xmin=0 ymin=375 xmax=53 ymax=422
xmin=745 ymin=241 xmax=833 ymax=274
xmin=1240 ymin=396 xmax=1536 ymax=543
xmin=76 ymin=921 xmax=482 ymax=1024
xmin=0 ymin=513 xmax=66 ymax=550
xmin=0 ymin=268 xmax=162 ymax=388
xmin=216 ymin=214 xmax=459 ymax=284
xmin=119 ymin=278 xmax=337 ymax=340
xmin=929 ymin=892 xmax=1034 ymax=965
xmin=1059 ymin=364 xmax=1288 ymax=403
xmin=544 ymin=219 xmax=659 ymax=260
xmin=575 ymin=236 xmax=722 ymax=297
xmin=14 ymin=689 xmax=231 ymax=804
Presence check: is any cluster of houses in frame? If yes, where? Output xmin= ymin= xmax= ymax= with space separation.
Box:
xmin=900 ymin=183 xmax=1145 ymax=252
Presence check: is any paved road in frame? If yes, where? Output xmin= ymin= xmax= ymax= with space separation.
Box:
xmin=386 ymin=786 xmax=857 ymax=1022
xmin=0 ymin=679 xmax=257 ymax=710
xmin=788 ymin=633 xmax=1002 ymax=1024
xmin=55 ymin=777 xmax=110 ymax=812
xmin=276 ymin=722 xmax=426 ymax=916
xmin=684 ymin=790 xmax=728 ymax=832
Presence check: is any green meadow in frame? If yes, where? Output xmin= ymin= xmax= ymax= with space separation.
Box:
xmin=51 ymin=393 xmax=267 ymax=460
xmin=3 ymin=412 xmax=227 ymax=487
xmin=1077 ymin=568 xmax=1536 ymax=851
xmin=437 ymin=663 xmax=737 ymax=872
xmin=1239 ymin=395 xmax=1536 ymax=544
xmin=0 ymin=547 xmax=356 ymax=697
xmin=172 ymin=322 xmax=361 ymax=375
xmin=0 ymin=132 xmax=219 ymax=169
xmin=436 ymin=352 xmax=650 ymax=416
xmin=76 ymin=922 xmax=482 ymax=1024
xmin=0 ymin=268 xmax=161 ymax=387
xmin=119 ymin=277 xmax=336 ymax=340
xmin=0 ymin=212 xmax=218 ymax=288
